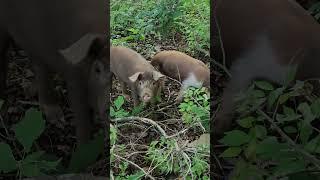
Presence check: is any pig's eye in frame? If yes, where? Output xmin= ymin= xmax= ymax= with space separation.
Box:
xmin=139 ymin=81 xmax=142 ymax=85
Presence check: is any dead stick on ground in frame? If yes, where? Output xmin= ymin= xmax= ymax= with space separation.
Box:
xmin=258 ymin=109 xmax=320 ymax=169
xmin=114 ymin=153 xmax=155 ymax=180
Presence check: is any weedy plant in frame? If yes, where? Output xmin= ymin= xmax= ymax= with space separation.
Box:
xmin=111 ymin=0 xmax=209 ymax=55
xmin=179 ymin=87 xmax=210 ymax=131
xmin=110 ymin=87 xmax=210 ymax=179
xmin=218 ymin=79 xmax=320 ymax=179
xmin=0 ymin=100 xmax=105 ymax=178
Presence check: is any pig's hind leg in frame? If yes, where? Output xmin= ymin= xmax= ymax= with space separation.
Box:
xmin=31 ymin=61 xmax=64 ymax=123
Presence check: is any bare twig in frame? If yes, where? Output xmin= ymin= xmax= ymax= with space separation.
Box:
xmin=258 ymin=109 xmax=320 ymax=169
xmin=114 ymin=153 xmax=155 ymax=180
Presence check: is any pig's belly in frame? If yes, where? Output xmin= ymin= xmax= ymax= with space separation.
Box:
xmin=182 ymin=72 xmax=203 ymax=89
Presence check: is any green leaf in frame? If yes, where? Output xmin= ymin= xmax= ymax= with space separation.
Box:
xmin=304 ymin=135 xmax=320 ymax=153
xmin=131 ymin=104 xmax=144 ymax=116
xmin=298 ymin=103 xmax=316 ymax=122
xmin=299 ymin=121 xmax=313 ymax=145
xmin=127 ymin=171 xmax=144 ymax=180
xmin=256 ymin=137 xmax=289 ymax=158
xmin=284 ymin=65 xmax=298 ymax=85
xmin=311 ymin=98 xmax=320 ymax=118
xmin=267 ymin=87 xmax=284 ymax=109
xmin=284 ymin=126 xmax=297 ymax=134
xmin=254 ymin=81 xmax=274 ymax=91
xmin=219 ymin=130 xmax=250 ymax=146
xmin=255 ymin=125 xmax=267 ymax=139
xmin=252 ymin=90 xmax=266 ymax=98
xmin=237 ymin=116 xmax=254 ymax=128
xmin=114 ymin=96 xmax=125 ymax=110
xmin=110 ymin=107 xmax=115 ymax=117
xmin=23 ymin=151 xmax=45 ymax=163
xmin=279 ymin=93 xmax=291 ymax=104
xmin=244 ymin=140 xmax=257 ymax=160
xmin=0 ymin=143 xmax=17 ymax=173
xmin=273 ymin=159 xmax=306 ymax=177
xmin=38 ymin=159 xmax=61 ymax=171
xmin=13 ymin=108 xmax=45 ymax=152
xmin=20 ymin=163 xmax=41 ymax=177
xmin=220 ymin=147 xmax=242 ymax=158
xmin=68 ymin=134 xmax=104 ymax=172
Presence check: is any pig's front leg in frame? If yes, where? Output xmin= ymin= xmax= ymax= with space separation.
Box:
xmin=120 ymin=81 xmax=130 ymax=101
xmin=175 ymin=84 xmax=188 ymax=103
xmin=0 ymin=30 xmax=10 ymax=99
xmin=130 ymin=85 xmax=140 ymax=107
xmin=65 ymin=74 xmax=92 ymax=143
xmin=213 ymin=62 xmax=253 ymax=137
xmin=32 ymin=62 xmax=64 ymax=123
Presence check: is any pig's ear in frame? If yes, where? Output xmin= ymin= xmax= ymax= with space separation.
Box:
xmin=59 ymin=33 xmax=106 ymax=64
xmin=129 ymin=72 xmax=143 ymax=83
xmin=152 ymin=71 xmax=165 ymax=81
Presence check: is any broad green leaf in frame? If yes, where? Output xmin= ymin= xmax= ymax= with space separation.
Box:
xmin=267 ymin=87 xmax=284 ymax=109
xmin=255 ymin=125 xmax=267 ymax=139
xmin=219 ymin=130 xmax=250 ymax=146
xmin=68 ymin=133 xmax=104 ymax=172
xmin=13 ymin=108 xmax=45 ymax=152
xmin=283 ymin=126 xmax=297 ymax=134
xmin=127 ymin=171 xmax=144 ymax=180
xmin=304 ymin=135 xmax=320 ymax=153
xmin=114 ymin=96 xmax=125 ymax=110
xmin=244 ymin=140 xmax=257 ymax=160
xmin=256 ymin=137 xmax=290 ymax=158
xmin=20 ymin=163 xmax=41 ymax=177
xmin=252 ymin=90 xmax=265 ymax=98
xmin=283 ymin=106 xmax=295 ymax=116
xmin=284 ymin=65 xmax=298 ymax=86
xmin=279 ymin=93 xmax=291 ymax=104
xmin=220 ymin=147 xmax=242 ymax=158
xmin=110 ymin=107 xmax=115 ymax=117
xmin=311 ymin=98 xmax=320 ymax=118
xmin=299 ymin=121 xmax=313 ymax=144
xmin=254 ymin=81 xmax=274 ymax=91
xmin=0 ymin=143 xmax=17 ymax=173
xmin=38 ymin=159 xmax=61 ymax=171
xmin=237 ymin=116 xmax=254 ymax=128
xmin=298 ymin=103 xmax=316 ymax=122
xmin=273 ymin=159 xmax=306 ymax=177
xmin=23 ymin=151 xmax=45 ymax=163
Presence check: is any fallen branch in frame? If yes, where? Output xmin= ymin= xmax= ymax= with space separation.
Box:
xmin=258 ymin=109 xmax=320 ymax=169
xmin=111 ymin=116 xmax=169 ymax=138
xmin=114 ymin=153 xmax=155 ymax=180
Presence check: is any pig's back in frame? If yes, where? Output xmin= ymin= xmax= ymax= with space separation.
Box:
xmin=110 ymin=46 xmax=154 ymax=81
xmin=151 ymin=51 xmax=208 ymax=81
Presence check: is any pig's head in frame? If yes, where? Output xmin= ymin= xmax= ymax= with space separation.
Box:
xmin=129 ymin=70 xmax=165 ymax=104
xmin=59 ymin=33 xmax=110 ymax=119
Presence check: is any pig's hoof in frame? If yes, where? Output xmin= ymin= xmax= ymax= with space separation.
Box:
xmin=42 ymin=104 xmax=64 ymax=123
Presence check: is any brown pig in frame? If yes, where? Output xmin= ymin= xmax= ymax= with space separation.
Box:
xmin=110 ymin=46 xmax=165 ymax=106
xmin=151 ymin=50 xmax=210 ymax=102
xmin=0 ymin=0 xmax=109 ymax=144
xmin=213 ymin=0 xmax=320 ymax=136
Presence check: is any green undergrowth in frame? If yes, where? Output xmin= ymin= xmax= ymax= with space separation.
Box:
xmin=110 ymin=87 xmax=210 ymax=179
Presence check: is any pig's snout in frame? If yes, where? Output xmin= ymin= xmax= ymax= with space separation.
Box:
xmin=143 ymin=93 xmax=151 ymax=102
